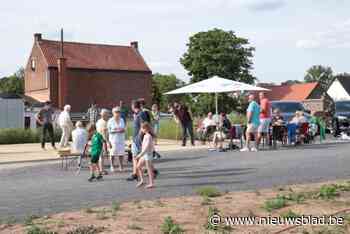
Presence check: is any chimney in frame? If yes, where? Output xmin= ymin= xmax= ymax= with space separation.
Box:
xmin=58 ymin=29 xmax=67 ymax=109
xmin=34 ymin=33 xmax=42 ymax=42
xmin=130 ymin=41 xmax=139 ymax=51
xmin=60 ymin=28 xmax=64 ymax=58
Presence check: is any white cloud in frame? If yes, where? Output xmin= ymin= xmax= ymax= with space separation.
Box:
xmin=241 ymin=0 xmax=286 ymax=11
xmin=297 ymin=18 xmax=350 ymax=49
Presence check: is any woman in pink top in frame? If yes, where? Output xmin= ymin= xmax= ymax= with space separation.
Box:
xmin=135 ymin=122 xmax=155 ymax=188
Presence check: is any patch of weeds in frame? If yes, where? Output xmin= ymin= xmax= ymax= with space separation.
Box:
xmin=205 ymin=207 xmax=221 ymax=231
xmin=263 ymin=195 xmax=288 ymax=212
xmin=5 ymin=216 xmax=17 ymax=226
xmin=334 ymin=182 xmax=350 ymax=192
xmin=154 ymin=199 xmax=166 ymax=207
xmin=56 ymin=220 xmax=65 ymax=228
xmin=196 ymin=187 xmax=221 ymax=198
xmin=127 ymin=224 xmax=143 ymax=230
xmin=285 ymin=192 xmax=306 ymax=204
xmin=96 ymin=209 xmax=108 ymax=220
xmin=160 ymin=216 xmax=185 ymax=234
xmin=26 ymin=225 xmax=57 ymax=234
xmin=111 ymin=201 xmax=120 ymax=216
xmin=83 ymin=207 xmax=95 ymax=214
xmin=280 ymin=209 xmax=300 ymax=219
xmin=24 ymin=214 xmax=40 ymax=226
xmin=66 ymin=225 xmax=105 ymax=234
xmin=201 ymin=196 xmax=213 ymax=206
xmin=318 ymin=185 xmax=338 ymax=200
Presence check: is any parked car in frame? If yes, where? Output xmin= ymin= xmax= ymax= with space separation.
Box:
xmin=271 ymin=101 xmax=311 ymax=122
xmin=332 ymin=100 xmax=350 ymax=136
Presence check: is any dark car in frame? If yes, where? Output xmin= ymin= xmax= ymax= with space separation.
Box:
xmin=271 ymin=101 xmax=311 ymax=122
xmin=332 ymin=101 xmax=350 ymax=136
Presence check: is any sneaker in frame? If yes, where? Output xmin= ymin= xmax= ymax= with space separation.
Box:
xmin=240 ymin=147 xmax=250 ymax=152
xmin=251 ymin=147 xmax=258 ymax=152
xmin=88 ymin=175 xmax=96 ymax=182
xmin=153 ymin=169 xmax=159 ymax=179
xmin=96 ymin=175 xmax=103 ymax=181
xmin=126 ymin=174 xmax=138 ymax=181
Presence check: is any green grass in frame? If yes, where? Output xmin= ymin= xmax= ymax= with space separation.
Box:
xmin=95 ymin=209 xmax=108 ymax=220
xmin=318 ymin=185 xmax=338 ymax=200
xmin=263 ymin=195 xmax=288 ymax=212
xmin=66 ymin=225 xmax=105 ymax=234
xmin=127 ymin=224 xmax=143 ymax=231
xmin=205 ymin=207 xmax=221 ymax=231
xmin=111 ymin=201 xmax=120 ymax=216
xmin=26 ymin=225 xmax=57 ymax=234
xmin=201 ymin=197 xmax=213 ymax=206
xmin=196 ymin=187 xmax=221 ymax=198
xmin=24 ymin=214 xmax=40 ymax=226
xmin=280 ymin=210 xmax=300 ymax=219
xmin=0 ymin=128 xmax=61 ymax=145
xmin=160 ymin=216 xmax=185 ymax=234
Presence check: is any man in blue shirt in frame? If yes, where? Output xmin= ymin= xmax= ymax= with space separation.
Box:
xmin=241 ymin=94 xmax=260 ymax=152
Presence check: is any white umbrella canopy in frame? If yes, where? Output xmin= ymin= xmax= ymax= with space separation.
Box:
xmin=164 ymin=76 xmax=269 ymax=94
xmin=164 ymin=76 xmax=269 ymax=115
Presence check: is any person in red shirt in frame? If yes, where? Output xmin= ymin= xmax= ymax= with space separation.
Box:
xmin=257 ymin=92 xmax=272 ymax=148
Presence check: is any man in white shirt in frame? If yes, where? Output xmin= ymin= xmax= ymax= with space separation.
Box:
xmin=58 ymin=105 xmax=73 ymax=148
xmin=96 ymin=109 xmax=110 ymax=174
xmin=202 ymin=112 xmax=216 ymax=129
xmin=71 ymin=121 xmax=88 ymax=168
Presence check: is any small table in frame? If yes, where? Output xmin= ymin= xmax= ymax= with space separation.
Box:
xmin=58 ymin=151 xmax=81 ymax=170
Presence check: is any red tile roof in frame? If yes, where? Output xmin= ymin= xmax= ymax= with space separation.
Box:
xmin=38 ymin=40 xmax=151 ymax=72
xmin=263 ymin=82 xmax=319 ymax=101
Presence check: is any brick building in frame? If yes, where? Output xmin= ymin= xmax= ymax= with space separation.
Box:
xmin=24 ymin=33 xmax=152 ymax=112
xmin=259 ymin=82 xmax=334 ymax=114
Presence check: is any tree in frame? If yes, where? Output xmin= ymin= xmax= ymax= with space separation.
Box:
xmin=304 ymin=65 xmax=333 ymax=91
xmin=151 ymin=73 xmax=187 ymax=111
xmin=0 ymin=68 xmax=25 ymax=94
xmin=180 ymin=28 xmax=256 ymax=84
xmin=180 ymin=28 xmax=255 ymax=115
xmin=281 ymin=80 xmax=302 ymax=85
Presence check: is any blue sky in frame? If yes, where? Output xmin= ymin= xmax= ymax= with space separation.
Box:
xmin=1 ymin=0 xmax=349 ymax=83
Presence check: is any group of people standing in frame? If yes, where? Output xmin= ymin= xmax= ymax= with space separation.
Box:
xmin=36 ymin=99 xmax=161 ymax=188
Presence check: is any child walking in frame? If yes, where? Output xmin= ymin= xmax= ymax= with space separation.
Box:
xmin=85 ymin=123 xmax=104 ymax=182
xmin=136 ymin=123 xmax=156 ymax=189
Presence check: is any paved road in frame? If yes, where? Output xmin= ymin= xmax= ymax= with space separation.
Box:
xmin=1 ymin=143 xmax=350 ymax=221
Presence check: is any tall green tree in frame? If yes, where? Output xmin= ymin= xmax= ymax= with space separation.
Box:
xmin=281 ymin=80 xmax=302 ymax=85
xmin=180 ymin=28 xmax=256 ymax=84
xmin=0 ymin=68 xmax=25 ymax=94
xmin=179 ymin=28 xmax=255 ymax=115
xmin=304 ymin=65 xmax=333 ymax=91
xmin=152 ymin=73 xmax=187 ymax=111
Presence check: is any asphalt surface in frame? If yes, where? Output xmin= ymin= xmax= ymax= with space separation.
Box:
xmin=1 ymin=143 xmax=350 ymax=221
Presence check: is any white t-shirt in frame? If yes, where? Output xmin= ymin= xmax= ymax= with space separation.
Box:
xmin=202 ymin=117 xmax=216 ymax=128
xmin=71 ymin=128 xmax=88 ymax=154
xmin=96 ymin=118 xmax=108 ymax=140
xmin=58 ymin=111 xmax=72 ymax=127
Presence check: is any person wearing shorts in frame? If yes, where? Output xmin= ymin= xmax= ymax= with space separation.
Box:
xmin=241 ymin=94 xmax=260 ymax=152
xmin=85 ymin=124 xmax=104 ymax=182
xmin=257 ymin=92 xmax=271 ymax=148
xmin=135 ymin=123 xmax=155 ymax=189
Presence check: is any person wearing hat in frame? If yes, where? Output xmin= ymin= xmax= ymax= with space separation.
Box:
xmin=107 ymin=106 xmax=126 ymax=172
